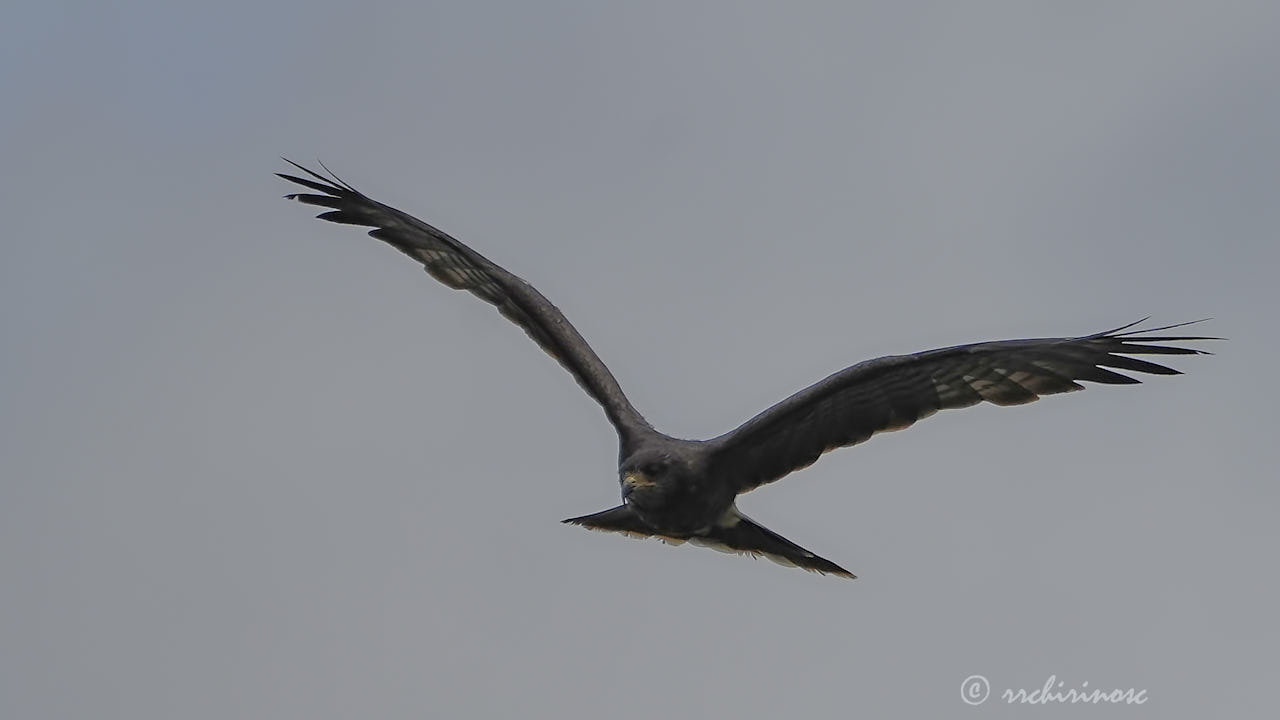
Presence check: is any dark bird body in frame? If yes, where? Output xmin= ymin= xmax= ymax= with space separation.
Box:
xmin=279 ymin=161 xmax=1212 ymax=578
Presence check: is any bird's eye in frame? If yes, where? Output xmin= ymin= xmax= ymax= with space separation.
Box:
xmin=643 ymin=462 xmax=667 ymax=476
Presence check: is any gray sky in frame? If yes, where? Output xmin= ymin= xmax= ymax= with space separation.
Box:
xmin=3 ymin=1 xmax=1277 ymax=717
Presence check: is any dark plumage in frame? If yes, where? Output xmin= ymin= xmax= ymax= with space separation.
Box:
xmin=279 ymin=160 xmax=1214 ymax=579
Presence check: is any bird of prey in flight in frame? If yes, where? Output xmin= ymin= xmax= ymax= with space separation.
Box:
xmin=279 ymin=160 xmax=1212 ymax=579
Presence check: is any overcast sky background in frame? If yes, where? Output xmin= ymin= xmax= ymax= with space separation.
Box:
xmin=3 ymin=2 xmax=1278 ymax=718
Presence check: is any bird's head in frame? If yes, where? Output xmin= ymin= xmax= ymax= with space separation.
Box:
xmin=619 ymin=450 xmax=686 ymax=513
xmin=618 ymin=444 xmax=729 ymax=533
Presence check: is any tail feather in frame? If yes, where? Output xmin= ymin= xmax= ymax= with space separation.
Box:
xmin=693 ymin=509 xmax=856 ymax=579
xmin=562 ymin=505 xmax=688 ymax=545
xmin=564 ymin=504 xmax=855 ymax=578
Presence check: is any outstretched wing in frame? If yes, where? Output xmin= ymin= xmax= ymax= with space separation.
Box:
xmin=710 ymin=320 xmax=1213 ymax=493
xmin=278 ymin=160 xmax=652 ymax=445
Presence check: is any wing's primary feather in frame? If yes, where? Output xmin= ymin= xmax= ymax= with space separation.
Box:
xmin=278 ymin=160 xmax=652 ymax=445
xmin=710 ymin=320 xmax=1214 ymax=493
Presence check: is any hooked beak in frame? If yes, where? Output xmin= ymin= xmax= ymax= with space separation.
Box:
xmin=623 ymin=472 xmax=655 ymax=490
xmin=621 ymin=472 xmax=654 ymax=503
